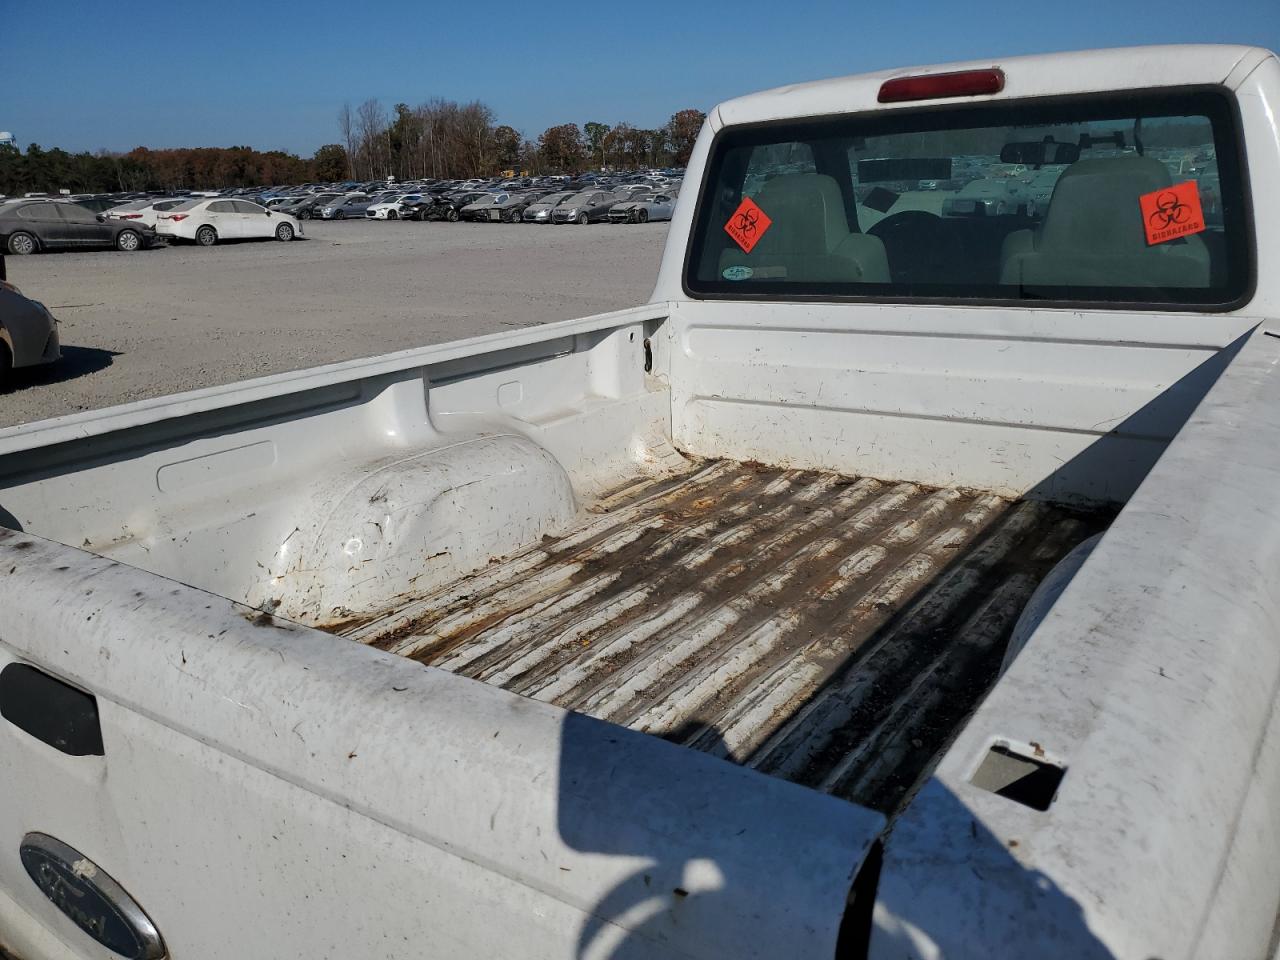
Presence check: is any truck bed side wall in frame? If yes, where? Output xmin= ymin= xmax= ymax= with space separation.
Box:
xmin=0 ymin=530 xmax=880 ymax=960
xmin=0 ymin=306 xmax=670 ymax=621
xmin=659 ymin=299 xmax=1255 ymax=504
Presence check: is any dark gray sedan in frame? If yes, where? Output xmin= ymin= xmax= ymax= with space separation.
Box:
xmin=316 ymin=194 xmax=375 ymax=220
xmin=0 ymin=201 xmax=162 ymax=254
xmin=551 ymin=191 xmax=626 ymax=224
xmin=0 ymin=279 xmax=60 ymax=387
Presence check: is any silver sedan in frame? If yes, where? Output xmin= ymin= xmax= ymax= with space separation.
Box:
xmin=607 ymin=193 xmax=678 ymax=223
xmin=0 ymin=278 xmax=60 ymax=388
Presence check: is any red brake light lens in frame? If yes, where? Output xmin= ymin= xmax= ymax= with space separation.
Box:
xmin=119 ymin=213 xmax=142 ymax=219
xmin=168 ymin=214 xmax=188 ymax=221
xmin=878 ymin=68 xmax=1005 ymax=103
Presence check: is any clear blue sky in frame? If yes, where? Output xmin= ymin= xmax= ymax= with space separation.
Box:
xmin=5 ymin=0 xmax=1278 ymax=156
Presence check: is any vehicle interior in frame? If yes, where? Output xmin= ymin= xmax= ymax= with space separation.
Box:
xmin=693 ymin=89 xmax=1241 ymax=304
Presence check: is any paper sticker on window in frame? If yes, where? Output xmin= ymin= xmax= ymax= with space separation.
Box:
xmin=725 ymin=197 xmax=772 ymax=253
xmin=1140 ymin=181 xmax=1205 ymax=246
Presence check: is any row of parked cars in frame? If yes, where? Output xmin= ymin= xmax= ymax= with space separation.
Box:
xmin=281 ymin=175 xmax=683 ymax=226
xmin=0 ymin=170 xmax=684 ymax=254
xmin=0 ymin=195 xmax=302 ymax=254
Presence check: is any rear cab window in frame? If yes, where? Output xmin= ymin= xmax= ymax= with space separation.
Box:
xmin=685 ymin=88 xmax=1251 ymax=310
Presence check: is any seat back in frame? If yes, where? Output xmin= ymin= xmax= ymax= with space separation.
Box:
xmin=719 ymin=173 xmax=889 ymax=283
xmin=1000 ymin=156 xmax=1209 ymax=289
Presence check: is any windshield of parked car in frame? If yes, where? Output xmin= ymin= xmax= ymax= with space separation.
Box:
xmin=686 ymin=89 xmax=1248 ymax=308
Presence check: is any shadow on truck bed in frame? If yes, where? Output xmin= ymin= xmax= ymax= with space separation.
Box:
xmin=556 ymin=709 xmax=1117 ymax=959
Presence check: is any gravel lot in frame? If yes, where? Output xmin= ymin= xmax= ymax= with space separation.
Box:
xmin=1 ymin=219 xmax=669 ymax=428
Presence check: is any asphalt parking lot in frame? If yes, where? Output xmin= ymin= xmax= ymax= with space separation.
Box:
xmin=0 ymin=219 xmax=669 ymax=428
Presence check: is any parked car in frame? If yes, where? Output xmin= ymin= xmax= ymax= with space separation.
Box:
xmin=105 ymin=198 xmax=189 ymax=228
xmin=940 ymin=177 xmax=1025 ymax=217
xmin=317 ymin=194 xmax=373 ymax=220
xmin=551 ymin=191 xmax=622 ymax=224
xmin=156 ymin=198 xmax=302 ymax=245
xmin=460 ymin=192 xmax=541 ymax=223
xmin=607 ymin=192 xmax=677 ymax=223
xmin=521 ymin=191 xmax=576 ymax=223
xmin=419 ymin=192 xmax=488 ymax=222
xmin=273 ymin=194 xmax=339 ymax=220
xmin=365 ymin=195 xmax=422 ymax=220
xmin=0 ymin=277 xmax=59 ymax=388
xmin=0 ymin=201 xmax=161 ymax=254
xmin=399 ymin=196 xmax=440 ymax=221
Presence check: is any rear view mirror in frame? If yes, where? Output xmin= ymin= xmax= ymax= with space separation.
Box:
xmin=1000 ymin=140 xmax=1080 ymax=166
xmin=96 ymin=214 xmax=105 ymax=222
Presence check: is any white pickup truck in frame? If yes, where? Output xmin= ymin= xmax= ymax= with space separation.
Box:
xmin=1 ymin=43 xmax=1278 ymax=960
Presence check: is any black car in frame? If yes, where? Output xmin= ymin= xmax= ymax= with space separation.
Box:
xmin=0 ymin=201 xmax=162 ymax=254
xmin=275 ymin=194 xmax=340 ymax=220
xmin=407 ymin=192 xmax=487 ymax=222
xmin=400 ymin=196 xmax=438 ymax=221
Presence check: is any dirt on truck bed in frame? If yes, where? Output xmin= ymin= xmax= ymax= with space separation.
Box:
xmin=337 ymin=460 xmax=1112 ymax=815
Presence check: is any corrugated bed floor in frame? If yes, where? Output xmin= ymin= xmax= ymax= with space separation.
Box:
xmin=341 ymin=460 xmax=1112 ymax=815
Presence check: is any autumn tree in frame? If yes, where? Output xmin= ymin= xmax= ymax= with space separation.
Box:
xmin=666 ymin=108 xmax=705 ymax=165
xmin=538 ymin=123 xmax=586 ymax=174
xmin=602 ymin=122 xmax=632 ymax=169
xmin=492 ymin=124 xmax=522 ymax=171
xmin=518 ymin=139 xmax=539 ymax=172
xmin=312 ymin=144 xmax=349 ymax=181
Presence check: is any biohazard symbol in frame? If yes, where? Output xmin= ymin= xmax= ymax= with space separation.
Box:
xmin=724 ymin=197 xmax=772 ymax=253
xmin=1148 ymin=191 xmax=1190 ymax=230
xmin=1139 ymin=181 xmax=1205 ymax=245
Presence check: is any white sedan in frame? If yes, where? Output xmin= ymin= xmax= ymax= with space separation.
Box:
xmin=105 ymin=197 xmax=189 ymax=228
xmin=156 ymin=198 xmax=302 ymax=246
xmin=365 ymin=194 xmax=422 ymax=220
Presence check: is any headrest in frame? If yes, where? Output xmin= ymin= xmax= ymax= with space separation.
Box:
xmin=751 ymin=173 xmax=850 ymax=254
xmin=1040 ymin=156 xmax=1173 ymax=253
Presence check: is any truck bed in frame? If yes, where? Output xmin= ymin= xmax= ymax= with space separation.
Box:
xmin=337 ymin=459 xmax=1110 ymax=814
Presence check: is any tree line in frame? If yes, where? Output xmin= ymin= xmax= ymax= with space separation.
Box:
xmin=336 ymin=98 xmax=704 ymax=180
xmin=0 ymin=99 xmax=705 ymax=196
xmin=0 ymin=143 xmax=315 ymax=196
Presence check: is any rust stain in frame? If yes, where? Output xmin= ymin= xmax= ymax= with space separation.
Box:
xmin=318 ymin=459 xmax=1114 ymax=816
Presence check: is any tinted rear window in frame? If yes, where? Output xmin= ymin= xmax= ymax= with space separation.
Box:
xmin=685 ymin=88 xmax=1250 ymax=310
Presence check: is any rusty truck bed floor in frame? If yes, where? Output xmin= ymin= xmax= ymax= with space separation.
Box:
xmin=339 ymin=460 xmax=1111 ymax=815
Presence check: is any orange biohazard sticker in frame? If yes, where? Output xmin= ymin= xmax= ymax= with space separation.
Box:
xmin=724 ymin=197 xmax=772 ymax=253
xmin=1139 ymin=181 xmax=1206 ymax=246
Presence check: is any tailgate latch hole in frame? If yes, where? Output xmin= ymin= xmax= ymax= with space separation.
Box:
xmin=970 ymin=742 xmax=1064 ymax=811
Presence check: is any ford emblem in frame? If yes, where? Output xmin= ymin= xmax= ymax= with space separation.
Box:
xmin=19 ymin=833 xmax=165 ymax=959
